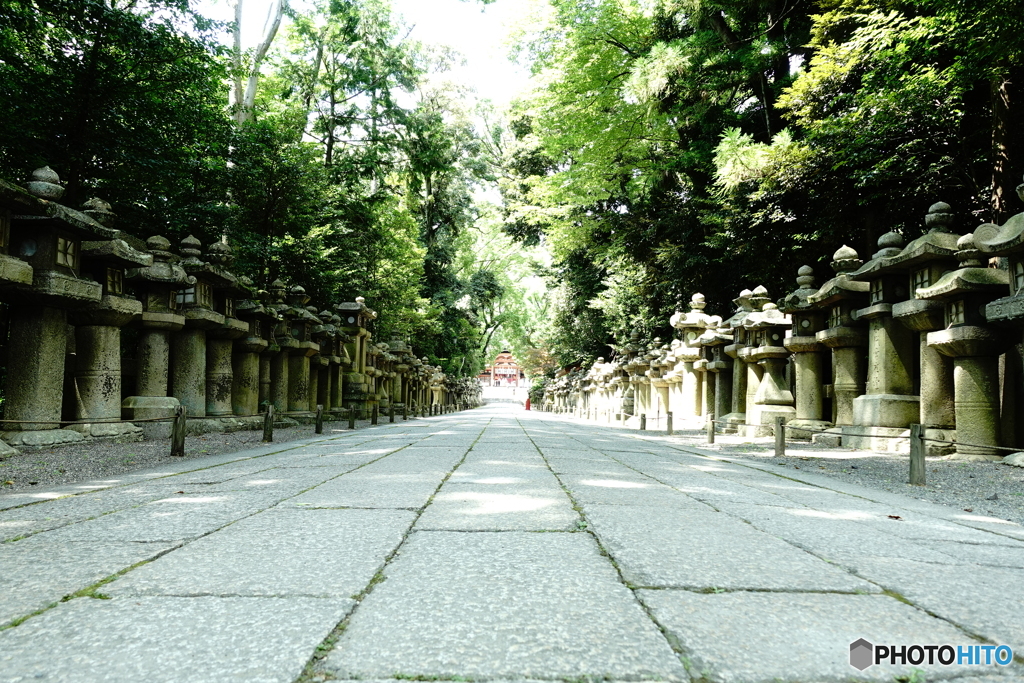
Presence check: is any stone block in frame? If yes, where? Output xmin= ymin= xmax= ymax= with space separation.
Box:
xmin=852 ymin=393 xmax=920 ymax=428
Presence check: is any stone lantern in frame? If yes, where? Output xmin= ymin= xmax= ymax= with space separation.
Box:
xmin=312 ymin=310 xmax=338 ymax=412
xmin=283 ymin=286 xmax=320 ymax=415
xmin=267 ymin=280 xmax=295 ymax=414
xmin=306 ymin=305 xmax=330 ymax=413
xmin=2 ymin=168 xmax=111 ymax=446
xmin=231 ymin=279 xmax=272 ymax=417
xmin=337 ymin=296 xmax=376 ymax=418
xmin=807 ymin=246 xmax=869 ymax=440
xmin=169 ymin=235 xmax=229 ymax=418
xmin=389 ymin=337 xmax=412 ymax=413
xmin=697 ymin=318 xmax=734 ymax=422
xmin=728 ymin=286 xmax=772 ymax=430
xmin=121 ymin=236 xmax=194 ymax=434
xmin=741 ymin=302 xmax=794 ymax=436
xmin=71 ymin=229 xmax=151 ymax=439
xmin=976 ymin=189 xmax=1024 ymax=449
xmin=848 ymin=233 xmax=920 ymax=448
xmin=779 ymin=266 xmax=831 ymax=436
xmin=720 ymin=289 xmax=756 ymax=430
xmin=918 ymin=233 xmax=1010 ymax=459
xmin=202 ymin=242 xmax=249 ymax=418
xmin=669 ymin=294 xmax=713 ymax=419
xmin=880 ymin=202 xmax=961 ymax=451
xmin=647 ymin=340 xmax=674 ymax=418
xmin=365 ymin=341 xmax=381 ymax=416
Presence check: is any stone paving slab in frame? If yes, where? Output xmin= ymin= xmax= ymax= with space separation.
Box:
xmin=559 ymin=475 xmax=711 ymax=508
xmin=0 ymin=484 xmax=187 ymax=541
xmin=281 ymin=472 xmax=445 ymax=509
xmin=725 ymin=503 xmax=962 ymax=567
xmin=37 ymin=490 xmax=282 ymax=542
xmin=324 ymin=531 xmax=687 ymax=680
xmin=0 ymin=596 xmax=350 ymax=683
xmin=106 ymin=508 xmax=415 ymax=598
xmin=919 ymin=540 xmax=1024 ymax=568
xmin=585 ymin=505 xmax=877 ymax=592
xmin=415 ymin=486 xmax=578 ymax=531
xmin=638 ymin=590 xmax=988 ymax=683
xmin=849 ymin=557 xmax=1024 ymax=653
xmin=0 ymin=538 xmax=176 ymax=626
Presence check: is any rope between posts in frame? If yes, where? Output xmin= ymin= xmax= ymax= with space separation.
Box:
xmin=706 ymin=419 xmax=1020 ymax=453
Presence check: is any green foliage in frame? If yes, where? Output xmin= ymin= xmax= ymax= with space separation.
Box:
xmin=0 ymin=0 xmax=232 ymax=236
xmin=503 ymin=0 xmax=1024 ymax=368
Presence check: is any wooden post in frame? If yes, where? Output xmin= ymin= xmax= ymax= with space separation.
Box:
xmin=909 ymin=423 xmax=926 ymax=486
xmin=706 ymin=412 xmax=715 ymax=444
xmin=170 ymin=405 xmax=187 ymax=456
xmin=666 ymin=411 xmax=673 ymax=436
xmin=315 ymin=404 xmax=323 ymax=434
xmin=262 ymin=404 xmax=274 ymax=443
xmin=403 ymin=404 xmax=408 ymax=420
xmin=371 ymin=405 xmax=378 ymax=425
xmin=390 ymin=405 xmax=395 ymax=423
xmin=774 ymin=416 xmax=785 ymax=457
xmin=639 ymin=413 xmax=647 ymax=431
xmin=348 ymin=407 xmax=356 ymax=430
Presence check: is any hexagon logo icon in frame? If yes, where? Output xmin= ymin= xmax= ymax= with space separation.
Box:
xmin=850 ymin=638 xmax=874 ymax=670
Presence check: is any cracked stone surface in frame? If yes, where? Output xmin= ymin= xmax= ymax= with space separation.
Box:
xmin=323 ymin=531 xmax=688 ymax=680
xmin=0 ymin=596 xmax=350 ymax=683
xmin=2 ymin=403 xmax=1023 ymax=682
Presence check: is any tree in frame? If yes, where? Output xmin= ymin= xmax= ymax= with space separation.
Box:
xmin=0 ymin=0 xmax=232 ymax=236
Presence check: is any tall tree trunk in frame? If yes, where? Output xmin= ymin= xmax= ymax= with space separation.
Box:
xmin=991 ymin=68 xmax=1020 ymax=224
xmin=232 ymin=0 xmax=285 ymax=125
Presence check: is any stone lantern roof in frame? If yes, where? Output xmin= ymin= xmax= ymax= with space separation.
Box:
xmin=778 ymin=266 xmax=818 ymax=314
xmin=125 ymin=236 xmax=192 ymax=286
xmin=976 ymin=179 xmax=1024 ymax=255
xmin=916 ymin=233 xmax=1008 ymax=300
xmin=807 ymin=245 xmax=870 ymax=306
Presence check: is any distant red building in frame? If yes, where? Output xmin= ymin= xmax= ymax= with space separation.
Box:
xmin=478 ymin=351 xmax=526 ymax=387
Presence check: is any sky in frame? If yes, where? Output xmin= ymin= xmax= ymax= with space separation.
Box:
xmin=194 ymin=0 xmax=534 ymax=108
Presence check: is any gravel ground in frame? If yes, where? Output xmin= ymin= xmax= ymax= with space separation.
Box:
xmin=691 ymin=435 xmax=1024 ymax=526
xmin=0 ymin=419 xmax=377 ymax=493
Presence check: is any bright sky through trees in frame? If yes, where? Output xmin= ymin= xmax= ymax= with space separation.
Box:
xmin=195 ymin=0 xmax=532 ymax=107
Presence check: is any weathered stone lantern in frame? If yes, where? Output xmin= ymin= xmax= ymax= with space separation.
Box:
xmin=169 ymin=235 xmax=227 ymax=418
xmin=72 ymin=221 xmax=151 ymax=439
xmin=282 ymin=287 xmax=319 ymax=414
xmin=231 ymin=279 xmax=271 ymax=417
xmin=807 ymin=246 xmax=869 ymax=438
xmin=731 ymin=286 xmax=772 ymax=430
xmin=388 ymin=338 xmax=409 ymax=412
xmin=742 ymin=301 xmax=794 ymax=436
xmin=848 ymin=232 xmax=920 ymax=448
xmin=266 ymin=280 xmax=294 ymax=413
xmin=669 ymin=294 xmax=714 ymax=419
xmin=337 ymin=296 xmax=377 ymax=417
xmin=122 ymin=236 xmax=194 ymax=433
xmin=698 ymin=318 xmax=734 ymax=422
xmin=779 ymin=266 xmax=831 ymax=436
xmin=918 ymin=233 xmax=1010 ymax=459
xmin=721 ymin=289 xmax=755 ymax=430
xmin=883 ymin=202 xmax=961 ymax=450
xmin=976 ymin=188 xmax=1024 ymax=450
xmin=2 ymin=168 xmax=110 ymax=446
xmin=202 ymin=242 xmax=248 ymax=418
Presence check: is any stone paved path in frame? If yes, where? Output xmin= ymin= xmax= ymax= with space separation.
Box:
xmin=2 ymin=403 xmax=1023 ymax=683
